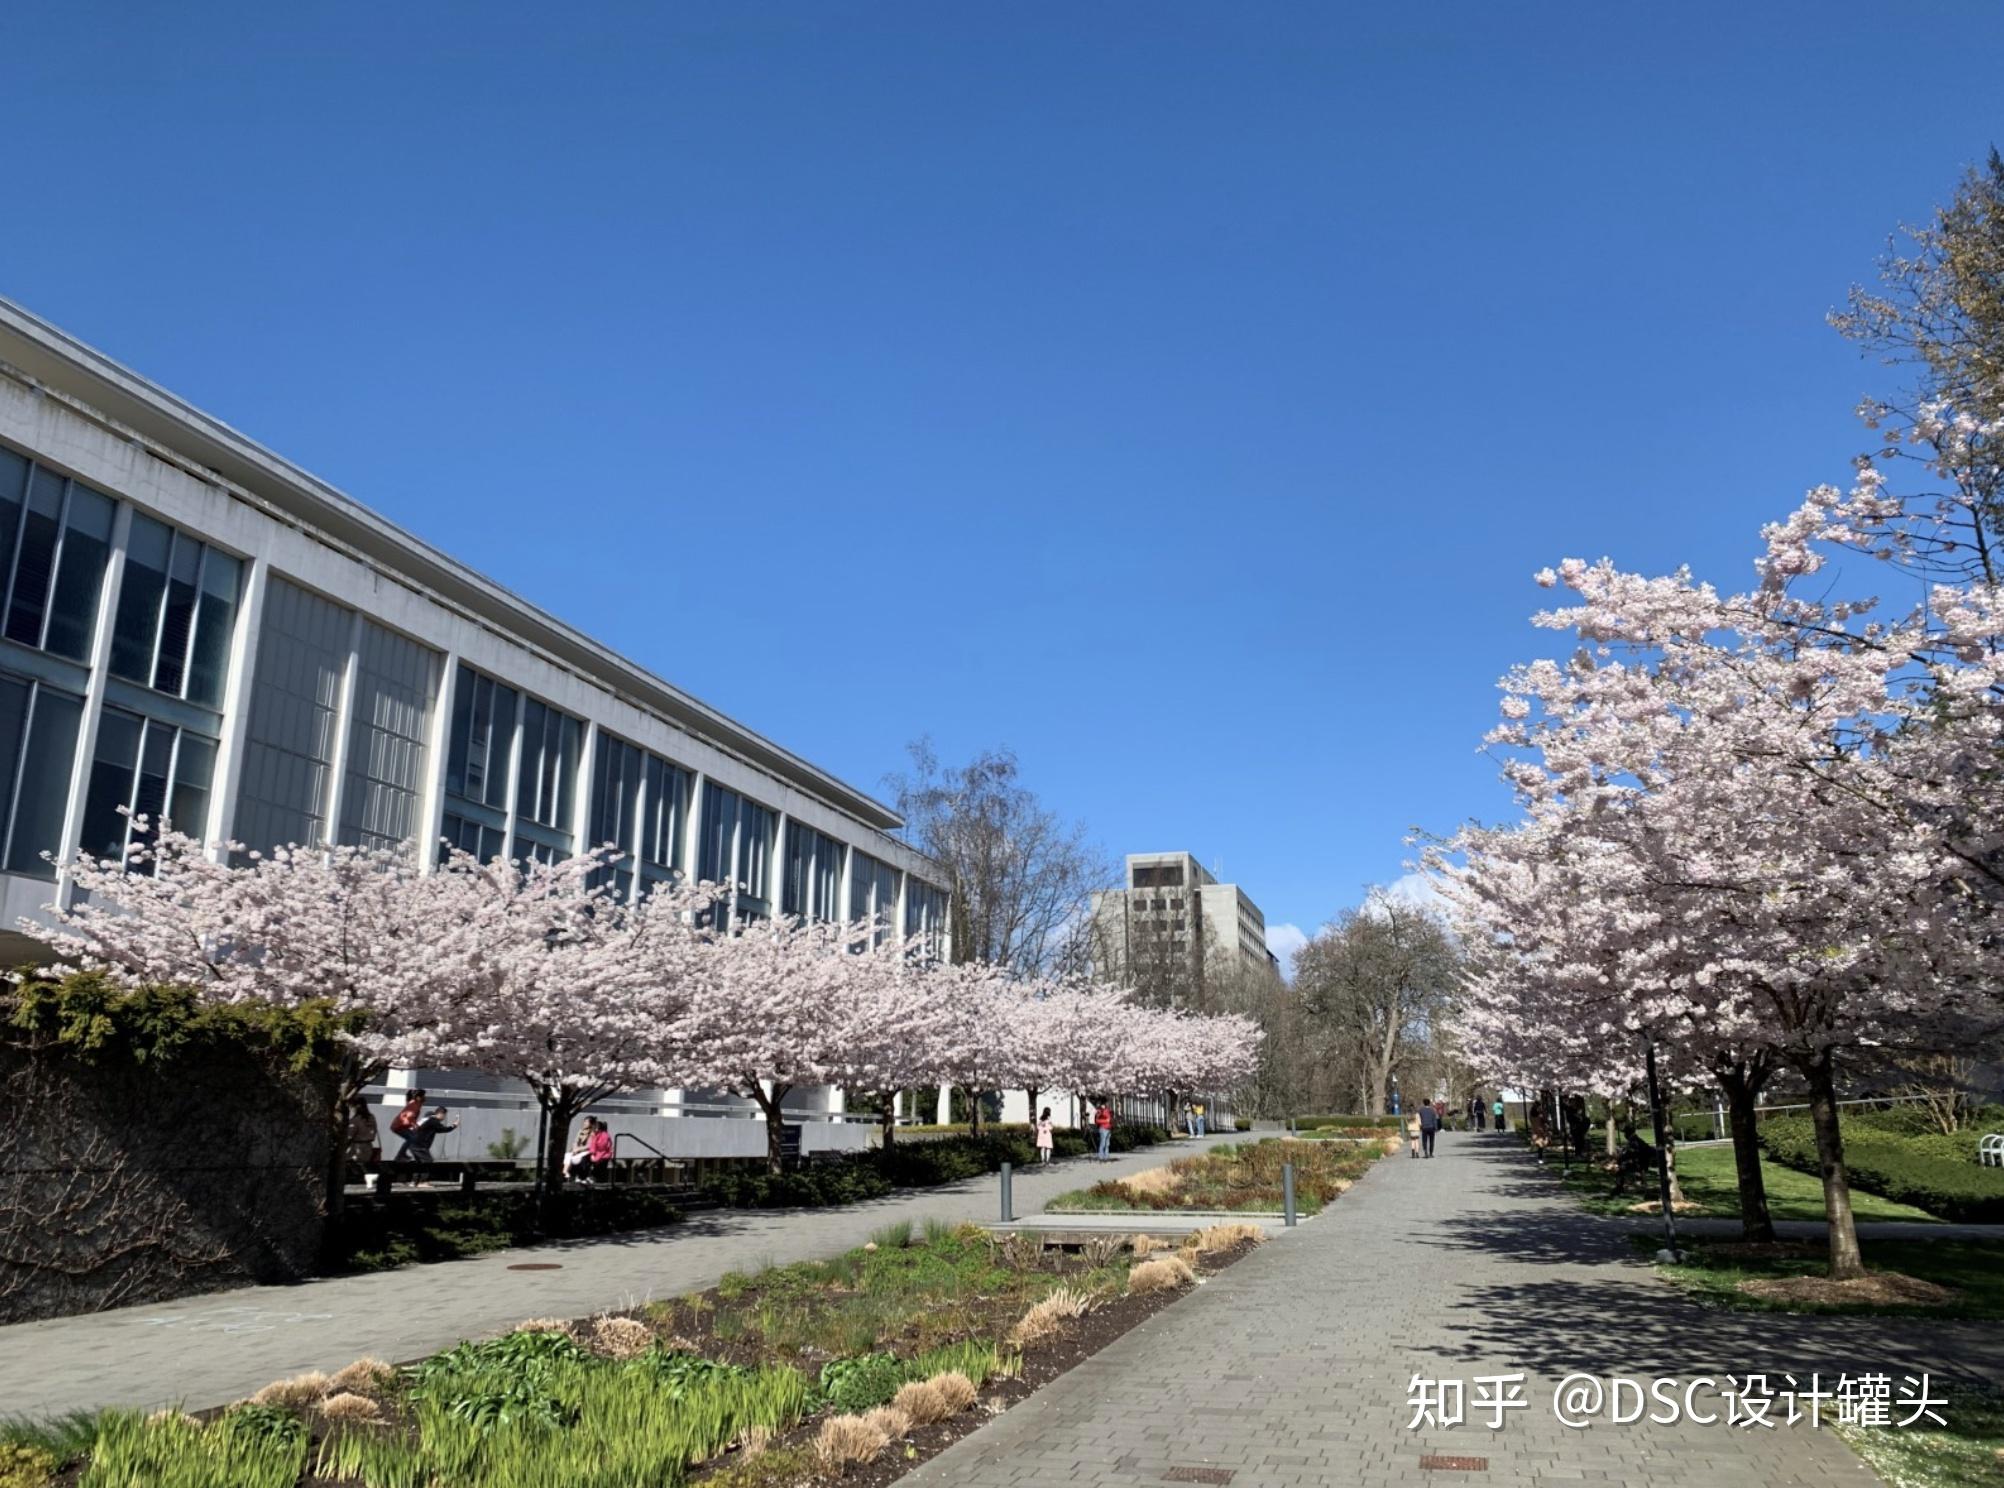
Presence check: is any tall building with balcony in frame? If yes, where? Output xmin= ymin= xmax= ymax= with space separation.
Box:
xmin=1090 ymin=850 xmax=1279 ymax=1008
xmin=0 ymin=296 xmax=948 ymax=1157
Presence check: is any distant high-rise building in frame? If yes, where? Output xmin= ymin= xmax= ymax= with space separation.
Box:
xmin=1090 ymin=851 xmax=1279 ymax=1006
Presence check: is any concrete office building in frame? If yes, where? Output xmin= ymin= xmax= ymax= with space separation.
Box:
xmin=0 ymin=297 xmax=949 ymax=1159
xmin=1091 ymin=851 xmax=1280 ymax=1006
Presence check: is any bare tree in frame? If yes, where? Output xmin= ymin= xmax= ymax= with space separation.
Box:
xmin=887 ymin=740 xmax=1111 ymax=975
xmin=1293 ymin=889 xmax=1462 ymax=1116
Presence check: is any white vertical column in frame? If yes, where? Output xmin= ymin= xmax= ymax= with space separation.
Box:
xmin=204 ymin=549 xmax=268 ymax=860
xmin=772 ymin=808 xmax=789 ymax=916
xmin=894 ymin=868 xmax=908 ymax=946
xmin=683 ymin=769 xmax=706 ymax=882
xmin=572 ymin=720 xmax=598 ymax=862
xmin=55 ymin=505 xmax=136 ymax=904
xmin=318 ymin=608 xmax=365 ymax=850
xmin=500 ymin=706 xmax=524 ymax=862
xmin=839 ymin=841 xmax=854 ymax=925
xmin=415 ymin=651 xmax=458 ymax=873
xmin=935 ymin=1083 xmax=951 ymax=1125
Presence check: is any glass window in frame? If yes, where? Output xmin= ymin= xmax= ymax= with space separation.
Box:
xmin=515 ymin=696 xmax=579 ymax=833
xmin=81 ymin=707 xmax=217 ymax=869
xmin=445 ymin=665 xmax=517 ymax=810
xmin=4 ymin=466 xmax=65 ymax=648
xmin=43 ymin=486 xmax=114 ymax=663
xmin=639 ymin=755 xmax=687 ymax=877
xmin=440 ymin=810 xmax=505 ymax=865
xmin=0 ymin=447 xmax=26 ymax=587
xmin=186 ymin=550 xmax=241 ymax=706
xmin=0 ymin=677 xmax=83 ymax=879
xmin=106 ymin=514 xmax=240 ymax=707
xmin=111 ymin=514 xmax=171 ymax=682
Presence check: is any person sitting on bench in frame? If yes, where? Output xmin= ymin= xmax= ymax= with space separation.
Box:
xmin=571 ymin=1118 xmax=615 ymax=1183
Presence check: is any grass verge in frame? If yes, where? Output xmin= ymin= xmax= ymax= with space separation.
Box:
xmin=1561 ymin=1144 xmax=1939 ymax=1224
xmin=1645 ymin=1237 xmax=2004 ymax=1319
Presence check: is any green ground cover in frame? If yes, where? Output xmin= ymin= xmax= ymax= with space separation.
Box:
xmin=1759 ymin=1109 xmax=2004 ymax=1224
xmin=1561 ymin=1143 xmax=1940 ymax=1224
xmin=1046 ymin=1136 xmax=1385 ymax=1215
xmin=1648 ymin=1236 xmax=2004 ymax=1319
xmin=1 ymin=1217 xmax=1256 ymax=1488
xmin=1835 ymin=1384 xmax=2004 ymax=1488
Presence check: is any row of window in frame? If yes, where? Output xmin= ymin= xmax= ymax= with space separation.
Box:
xmin=0 ymin=440 xmax=944 ymax=932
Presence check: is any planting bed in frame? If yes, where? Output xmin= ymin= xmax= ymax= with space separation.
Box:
xmin=1045 ymin=1135 xmax=1389 ymax=1215
xmin=1 ymin=1218 xmax=1262 ymax=1488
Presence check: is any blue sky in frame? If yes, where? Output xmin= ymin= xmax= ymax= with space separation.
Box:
xmin=2 ymin=4 xmax=1999 ymax=964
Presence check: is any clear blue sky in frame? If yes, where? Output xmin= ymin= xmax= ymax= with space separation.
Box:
xmin=3 ymin=4 xmax=1998 ymax=961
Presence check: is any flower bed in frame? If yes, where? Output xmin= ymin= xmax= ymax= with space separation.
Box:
xmin=1 ymin=1218 xmax=1262 ymax=1487
xmin=1045 ymin=1137 xmax=1385 ymax=1215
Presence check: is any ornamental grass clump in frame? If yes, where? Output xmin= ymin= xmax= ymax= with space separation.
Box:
xmin=1127 ymin=1255 xmax=1196 ymax=1295
xmin=891 ymin=1379 xmax=951 ymax=1426
xmin=1008 ymin=1284 xmax=1100 ymax=1346
xmin=1193 ymin=1222 xmax=1265 ymax=1254
xmin=247 ymin=1371 xmax=329 ymax=1409
xmin=814 ymin=1412 xmax=889 ymax=1469
xmin=588 ymin=1314 xmax=656 ymax=1360
xmin=929 ymin=1371 xmax=979 ymax=1413
xmin=327 ymin=1358 xmax=397 ymax=1397
xmin=316 ymin=1392 xmax=382 ymax=1425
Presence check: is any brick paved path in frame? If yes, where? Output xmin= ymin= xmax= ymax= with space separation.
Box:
xmin=0 ymin=1138 xmax=1217 ymax=1419
xmin=906 ymin=1131 xmax=2004 ymax=1488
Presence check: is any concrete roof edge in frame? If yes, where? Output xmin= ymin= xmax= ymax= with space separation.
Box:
xmin=0 ymin=295 xmax=907 ymax=835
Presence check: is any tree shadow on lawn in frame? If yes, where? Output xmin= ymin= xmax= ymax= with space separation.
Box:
xmin=1426 ymin=1272 xmax=2004 ymax=1388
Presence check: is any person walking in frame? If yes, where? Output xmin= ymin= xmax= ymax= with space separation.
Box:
xmin=1191 ymin=1100 xmax=1207 ymax=1138
xmin=1035 ymin=1107 xmax=1055 ymax=1164
xmin=1492 ymin=1097 xmax=1507 ymax=1132
xmin=1094 ymin=1099 xmax=1113 ymax=1161
xmin=394 ymin=1104 xmax=457 ymax=1164
xmin=1418 ymin=1099 xmax=1440 ymax=1158
xmin=387 ymin=1087 xmax=426 ymax=1152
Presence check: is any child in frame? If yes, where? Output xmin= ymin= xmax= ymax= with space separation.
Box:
xmin=1035 ymin=1107 xmax=1054 ymax=1163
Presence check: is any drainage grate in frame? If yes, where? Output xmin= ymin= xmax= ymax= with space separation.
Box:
xmin=506 ymin=1263 xmax=563 ymax=1271
xmin=1163 ymin=1470 xmax=1235 ymax=1485
xmin=1418 ymin=1454 xmax=1487 ymax=1471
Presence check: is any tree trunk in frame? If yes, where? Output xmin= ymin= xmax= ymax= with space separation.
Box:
xmin=1801 ymin=1053 xmax=1866 ymax=1280
xmin=962 ymin=1087 xmax=984 ymax=1137
xmin=1718 ymin=1065 xmax=1775 ymax=1244
xmin=1604 ymin=1112 xmax=1618 ymax=1158
xmin=748 ymin=1081 xmax=792 ymax=1174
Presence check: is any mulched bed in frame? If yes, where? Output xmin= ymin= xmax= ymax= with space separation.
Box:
xmin=689 ymin=1238 xmax=1261 ymax=1488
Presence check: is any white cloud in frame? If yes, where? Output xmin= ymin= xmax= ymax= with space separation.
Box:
xmin=1380 ymin=872 xmax=1448 ymax=913
xmin=1264 ymin=922 xmax=1309 ymax=977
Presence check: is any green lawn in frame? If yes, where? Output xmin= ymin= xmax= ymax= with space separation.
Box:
xmin=1836 ymin=1384 xmax=2004 ymax=1488
xmin=1562 ymin=1143 xmax=1940 ymax=1224
xmin=1652 ymin=1237 xmax=2004 ymax=1320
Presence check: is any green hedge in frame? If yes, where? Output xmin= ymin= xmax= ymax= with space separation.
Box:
xmin=699 ymin=1124 xmax=1170 ymax=1210
xmin=331 ymin=1187 xmax=683 ymax=1272
xmin=1293 ymin=1114 xmax=1398 ymax=1129
xmin=1757 ymin=1115 xmax=2004 ymax=1224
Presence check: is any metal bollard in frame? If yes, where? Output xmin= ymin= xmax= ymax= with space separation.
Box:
xmin=999 ymin=1161 xmax=1014 ymax=1223
xmin=1282 ymin=1162 xmax=1297 ymax=1227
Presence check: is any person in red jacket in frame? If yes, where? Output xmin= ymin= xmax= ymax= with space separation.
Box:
xmin=1094 ymin=1099 xmax=1114 ymax=1161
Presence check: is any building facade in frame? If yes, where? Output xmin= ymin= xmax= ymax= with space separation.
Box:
xmin=0 ymin=297 xmax=949 ymax=1157
xmin=1090 ymin=851 xmax=1280 ymax=1008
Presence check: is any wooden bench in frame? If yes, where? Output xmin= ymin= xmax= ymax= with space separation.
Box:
xmin=369 ymin=1159 xmax=523 ymax=1195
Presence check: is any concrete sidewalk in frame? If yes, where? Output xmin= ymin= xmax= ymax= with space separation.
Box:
xmin=0 ymin=1136 xmax=1229 ymax=1419
xmin=904 ymin=1130 xmax=2004 ymax=1488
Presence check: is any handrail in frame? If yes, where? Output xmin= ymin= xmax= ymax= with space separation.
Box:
xmin=612 ymin=1132 xmax=672 ymax=1161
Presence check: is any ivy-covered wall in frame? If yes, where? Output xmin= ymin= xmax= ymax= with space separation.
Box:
xmin=0 ymin=976 xmax=346 ymax=1324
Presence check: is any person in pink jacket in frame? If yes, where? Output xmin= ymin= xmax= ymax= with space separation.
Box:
xmin=1034 ymin=1107 xmax=1055 ymax=1163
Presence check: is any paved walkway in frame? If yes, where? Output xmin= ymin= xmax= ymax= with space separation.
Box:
xmin=906 ymin=1131 xmax=2004 ymax=1488
xmin=0 ymin=1138 xmax=1222 ymax=1419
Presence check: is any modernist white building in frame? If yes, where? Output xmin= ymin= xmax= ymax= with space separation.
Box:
xmin=0 ymin=296 xmax=950 ymax=1159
